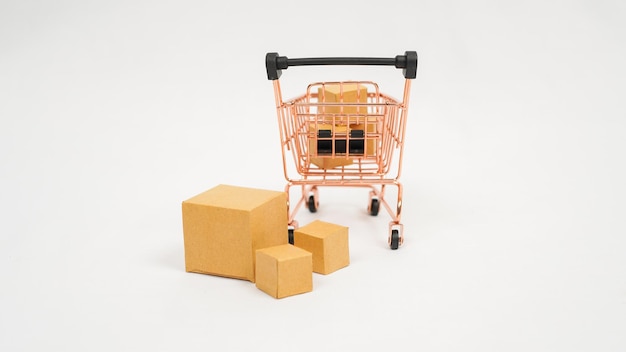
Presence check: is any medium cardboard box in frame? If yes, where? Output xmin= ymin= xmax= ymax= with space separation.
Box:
xmin=182 ymin=184 xmax=288 ymax=282
xmin=309 ymin=123 xmax=354 ymax=169
xmin=255 ymin=244 xmax=313 ymax=299
xmin=294 ymin=220 xmax=350 ymax=275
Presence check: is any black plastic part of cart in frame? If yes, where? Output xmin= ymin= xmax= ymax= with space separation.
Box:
xmin=265 ymin=51 xmax=418 ymax=80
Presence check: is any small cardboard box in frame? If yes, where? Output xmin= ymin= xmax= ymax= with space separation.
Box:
xmin=255 ymin=244 xmax=313 ymax=299
xmin=309 ymin=123 xmax=354 ymax=169
xmin=182 ymin=184 xmax=288 ymax=282
xmin=318 ymin=83 xmax=368 ymax=115
xmin=294 ymin=220 xmax=350 ymax=275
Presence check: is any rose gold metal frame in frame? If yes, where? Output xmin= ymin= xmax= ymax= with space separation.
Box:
xmin=272 ymin=79 xmax=412 ymax=246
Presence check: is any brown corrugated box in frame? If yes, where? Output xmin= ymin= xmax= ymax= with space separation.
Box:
xmin=310 ymin=84 xmax=377 ymax=169
xmin=309 ymin=122 xmax=354 ymax=169
xmin=182 ymin=184 xmax=288 ymax=282
xmin=294 ymin=220 xmax=350 ymax=275
xmin=318 ymin=83 xmax=368 ymax=115
xmin=255 ymin=244 xmax=313 ymax=299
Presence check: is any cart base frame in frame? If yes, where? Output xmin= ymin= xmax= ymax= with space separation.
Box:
xmin=285 ymin=179 xmax=404 ymax=249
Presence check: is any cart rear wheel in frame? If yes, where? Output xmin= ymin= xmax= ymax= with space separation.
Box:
xmin=288 ymin=222 xmax=298 ymax=245
xmin=369 ymin=198 xmax=380 ymax=216
xmin=307 ymin=195 xmax=318 ymax=213
xmin=389 ymin=229 xmax=400 ymax=250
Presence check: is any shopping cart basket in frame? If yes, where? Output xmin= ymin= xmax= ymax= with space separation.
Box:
xmin=266 ymin=51 xmax=418 ymax=249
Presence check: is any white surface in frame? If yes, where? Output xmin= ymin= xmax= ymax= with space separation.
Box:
xmin=1 ymin=1 xmax=625 ymax=351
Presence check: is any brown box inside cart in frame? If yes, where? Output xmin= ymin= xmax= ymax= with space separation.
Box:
xmin=294 ymin=220 xmax=350 ymax=275
xmin=309 ymin=84 xmax=377 ymax=169
xmin=348 ymin=118 xmax=377 ymax=156
xmin=318 ymin=83 xmax=368 ymax=115
xmin=255 ymin=244 xmax=313 ymax=299
xmin=182 ymin=184 xmax=288 ymax=282
xmin=309 ymin=122 xmax=354 ymax=169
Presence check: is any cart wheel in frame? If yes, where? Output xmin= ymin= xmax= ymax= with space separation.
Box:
xmin=288 ymin=228 xmax=294 ymax=244
xmin=389 ymin=229 xmax=400 ymax=250
xmin=307 ymin=195 xmax=318 ymax=213
xmin=369 ymin=198 xmax=380 ymax=216
xmin=288 ymin=221 xmax=298 ymax=245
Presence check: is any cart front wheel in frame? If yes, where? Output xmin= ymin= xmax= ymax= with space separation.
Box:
xmin=307 ymin=195 xmax=318 ymax=213
xmin=389 ymin=229 xmax=400 ymax=250
xmin=288 ymin=228 xmax=294 ymax=244
xmin=369 ymin=198 xmax=380 ymax=216
xmin=288 ymin=221 xmax=298 ymax=245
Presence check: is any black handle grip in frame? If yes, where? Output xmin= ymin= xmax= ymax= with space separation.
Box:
xmin=266 ymin=51 xmax=418 ymax=80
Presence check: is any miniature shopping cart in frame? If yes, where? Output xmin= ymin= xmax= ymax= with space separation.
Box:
xmin=266 ymin=51 xmax=418 ymax=250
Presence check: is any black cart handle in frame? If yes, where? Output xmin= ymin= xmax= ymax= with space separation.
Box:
xmin=266 ymin=51 xmax=418 ymax=80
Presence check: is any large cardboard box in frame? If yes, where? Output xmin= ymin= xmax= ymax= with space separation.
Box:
xmin=255 ymin=244 xmax=313 ymax=299
xmin=182 ymin=184 xmax=288 ymax=282
xmin=293 ymin=220 xmax=350 ymax=275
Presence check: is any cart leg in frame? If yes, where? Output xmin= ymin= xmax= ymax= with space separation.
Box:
xmin=285 ymin=183 xmax=305 ymax=244
xmin=285 ymin=182 xmax=304 ymax=226
xmin=388 ymin=181 xmax=404 ymax=249
xmin=395 ymin=181 xmax=403 ymax=223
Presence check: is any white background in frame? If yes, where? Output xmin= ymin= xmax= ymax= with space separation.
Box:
xmin=1 ymin=1 xmax=625 ymax=351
